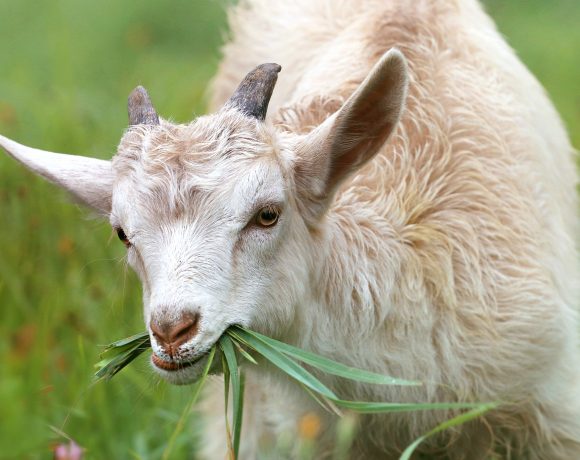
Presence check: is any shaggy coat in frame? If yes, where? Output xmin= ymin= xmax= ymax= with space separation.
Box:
xmin=203 ymin=0 xmax=580 ymax=458
xmin=1 ymin=0 xmax=578 ymax=459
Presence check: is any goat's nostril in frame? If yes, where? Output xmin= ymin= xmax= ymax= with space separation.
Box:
xmin=171 ymin=318 xmax=197 ymax=342
xmin=149 ymin=321 xmax=167 ymax=343
xmin=150 ymin=311 xmax=200 ymax=353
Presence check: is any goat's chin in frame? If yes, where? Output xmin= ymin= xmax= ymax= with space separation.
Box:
xmin=151 ymin=354 xmax=210 ymax=386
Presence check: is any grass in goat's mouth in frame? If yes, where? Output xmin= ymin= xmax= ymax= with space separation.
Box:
xmin=95 ymin=326 xmax=497 ymax=460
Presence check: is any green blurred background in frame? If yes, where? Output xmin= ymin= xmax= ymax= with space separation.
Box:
xmin=0 ymin=1 xmax=578 ymax=459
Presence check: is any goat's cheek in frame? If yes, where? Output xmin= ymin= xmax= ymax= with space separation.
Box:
xmin=126 ymin=248 xmax=139 ymax=270
xmin=126 ymin=248 xmax=152 ymax=300
xmin=247 ymin=222 xmax=285 ymax=254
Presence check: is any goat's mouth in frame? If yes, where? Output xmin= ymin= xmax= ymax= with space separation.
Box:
xmin=151 ymin=352 xmax=203 ymax=372
xmin=149 ymin=328 xmax=233 ymax=384
xmin=150 ymin=349 xmax=213 ymax=385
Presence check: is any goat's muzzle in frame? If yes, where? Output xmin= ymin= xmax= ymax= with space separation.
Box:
xmin=150 ymin=311 xmax=200 ymax=359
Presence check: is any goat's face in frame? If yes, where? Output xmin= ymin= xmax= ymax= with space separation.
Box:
xmin=0 ymin=49 xmax=408 ymax=385
xmin=111 ymin=112 xmax=308 ymax=384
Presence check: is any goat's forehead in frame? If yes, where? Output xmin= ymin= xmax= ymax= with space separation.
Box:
xmin=114 ymin=111 xmax=279 ymax=174
xmin=111 ymin=113 xmax=289 ymax=223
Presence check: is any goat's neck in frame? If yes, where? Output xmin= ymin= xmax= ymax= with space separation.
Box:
xmin=289 ymin=212 xmax=385 ymax=358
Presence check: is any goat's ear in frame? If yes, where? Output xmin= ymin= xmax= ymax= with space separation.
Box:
xmin=0 ymin=134 xmax=113 ymax=215
xmin=295 ymin=49 xmax=408 ymax=218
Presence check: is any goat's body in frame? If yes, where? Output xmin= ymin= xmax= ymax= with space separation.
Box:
xmin=205 ymin=0 xmax=580 ymax=458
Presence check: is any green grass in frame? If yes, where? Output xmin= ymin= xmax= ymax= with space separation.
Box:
xmin=484 ymin=0 xmax=580 ymax=147
xmin=0 ymin=1 xmax=578 ymax=459
xmin=95 ymin=327 xmax=495 ymax=459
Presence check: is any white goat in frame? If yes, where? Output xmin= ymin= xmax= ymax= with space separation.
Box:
xmin=1 ymin=0 xmax=579 ymax=458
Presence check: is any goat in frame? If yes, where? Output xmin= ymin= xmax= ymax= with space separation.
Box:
xmin=1 ymin=0 xmax=579 ymax=458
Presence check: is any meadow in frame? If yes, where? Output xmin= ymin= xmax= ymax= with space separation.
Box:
xmin=0 ymin=1 xmax=578 ymax=458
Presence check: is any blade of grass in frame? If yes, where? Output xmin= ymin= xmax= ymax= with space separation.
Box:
xmin=233 ymin=340 xmax=258 ymax=365
xmin=235 ymin=373 xmax=245 ymax=456
xmin=298 ymin=382 xmax=342 ymax=416
xmin=399 ymin=402 xmax=498 ymax=460
xmin=162 ymin=347 xmax=216 ymax=460
xmin=334 ymin=400 xmax=492 ymax=414
xmin=231 ymin=328 xmax=494 ymax=415
xmin=101 ymin=331 xmax=150 ymax=350
xmin=233 ymin=327 xmax=420 ymax=387
xmin=220 ymin=336 xmax=240 ymax=400
xmin=220 ymin=334 xmax=244 ymax=458
xmin=222 ymin=351 xmax=234 ymax=460
xmin=228 ymin=329 xmax=338 ymax=400
xmin=94 ymin=342 xmax=150 ymax=380
xmin=94 ymin=331 xmax=151 ymax=380
xmin=230 ymin=329 xmax=494 ymax=416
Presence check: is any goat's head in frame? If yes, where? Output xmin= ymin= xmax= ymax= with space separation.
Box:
xmin=0 ymin=49 xmax=408 ymax=384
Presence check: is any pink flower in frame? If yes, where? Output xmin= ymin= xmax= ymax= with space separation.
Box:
xmin=54 ymin=441 xmax=83 ymax=460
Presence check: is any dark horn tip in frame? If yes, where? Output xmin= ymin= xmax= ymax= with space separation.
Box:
xmin=128 ymin=86 xmax=149 ymax=108
xmin=225 ymin=63 xmax=282 ymax=121
xmin=128 ymin=85 xmax=160 ymax=126
xmin=260 ymin=63 xmax=282 ymax=73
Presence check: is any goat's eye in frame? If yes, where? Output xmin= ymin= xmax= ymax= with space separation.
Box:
xmin=255 ymin=206 xmax=280 ymax=228
xmin=116 ymin=228 xmax=131 ymax=247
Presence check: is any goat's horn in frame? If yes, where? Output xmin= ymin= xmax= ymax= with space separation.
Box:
xmin=225 ymin=63 xmax=281 ymax=120
xmin=128 ymin=86 xmax=159 ymax=126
